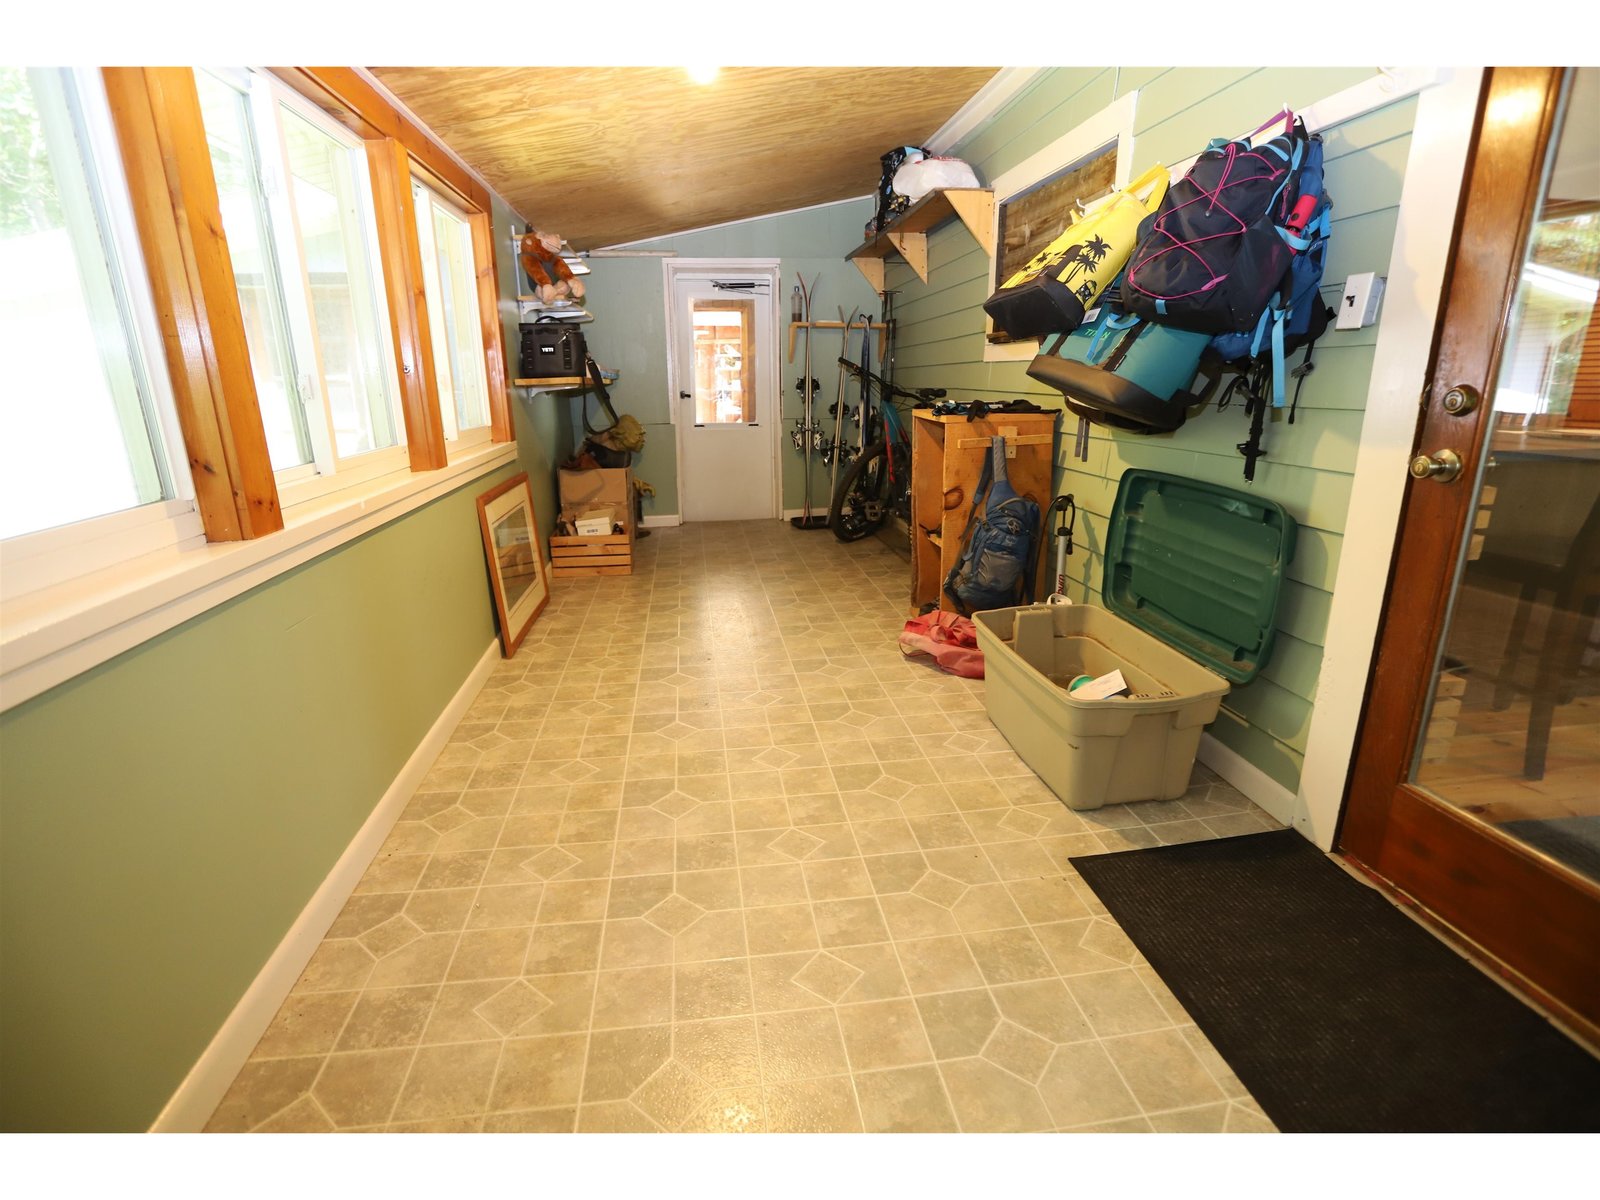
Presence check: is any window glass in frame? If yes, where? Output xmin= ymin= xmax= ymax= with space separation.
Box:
xmin=195 ymin=70 xmax=310 ymax=471
xmin=413 ymin=179 xmax=488 ymax=437
xmin=0 ymin=67 xmax=171 ymax=540
xmin=280 ymin=105 xmax=399 ymax=457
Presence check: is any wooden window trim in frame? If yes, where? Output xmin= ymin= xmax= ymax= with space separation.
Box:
xmin=101 ymin=67 xmax=282 ymax=542
xmin=271 ymin=67 xmax=514 ymax=450
xmin=368 ymin=138 xmax=448 ymax=470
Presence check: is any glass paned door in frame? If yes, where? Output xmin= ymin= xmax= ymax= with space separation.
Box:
xmin=691 ymin=300 xmax=756 ymax=425
xmin=1409 ymin=67 xmax=1600 ymax=885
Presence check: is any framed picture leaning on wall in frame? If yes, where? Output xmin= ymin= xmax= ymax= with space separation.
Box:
xmin=476 ymin=472 xmax=550 ymax=656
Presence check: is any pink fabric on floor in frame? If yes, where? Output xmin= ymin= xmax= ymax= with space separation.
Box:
xmin=898 ymin=610 xmax=985 ymax=679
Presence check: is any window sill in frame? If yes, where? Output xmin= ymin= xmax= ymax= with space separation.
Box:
xmin=0 ymin=440 xmax=517 ymax=713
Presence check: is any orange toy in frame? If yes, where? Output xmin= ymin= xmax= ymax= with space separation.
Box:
xmin=519 ymin=231 xmax=586 ymax=305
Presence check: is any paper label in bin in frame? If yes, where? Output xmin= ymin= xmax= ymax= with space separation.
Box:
xmin=1069 ymin=669 xmax=1129 ymax=700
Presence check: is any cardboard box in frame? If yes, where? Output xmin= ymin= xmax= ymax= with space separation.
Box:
xmin=560 ymin=468 xmax=631 ymax=515
xmin=551 ymin=468 xmax=634 ymax=578
xmin=575 ymin=508 xmax=617 ymax=536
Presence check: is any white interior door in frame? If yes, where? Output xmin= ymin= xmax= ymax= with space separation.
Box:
xmin=669 ymin=269 xmax=778 ymax=521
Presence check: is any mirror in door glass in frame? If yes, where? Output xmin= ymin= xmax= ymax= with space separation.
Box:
xmin=691 ymin=300 xmax=755 ymax=424
xmin=1412 ymin=68 xmax=1600 ymax=884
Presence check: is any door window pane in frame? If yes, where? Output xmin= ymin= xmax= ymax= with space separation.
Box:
xmin=0 ymin=67 xmax=170 ymax=540
xmin=691 ymin=300 xmax=755 ymax=424
xmin=280 ymin=105 xmax=398 ymax=458
xmin=1412 ymin=68 xmax=1600 ymax=884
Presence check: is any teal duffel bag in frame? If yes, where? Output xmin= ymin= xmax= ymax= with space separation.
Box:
xmin=1027 ymin=293 xmax=1212 ymax=433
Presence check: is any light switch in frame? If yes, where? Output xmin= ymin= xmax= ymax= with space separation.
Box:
xmin=1337 ymin=272 xmax=1386 ymax=331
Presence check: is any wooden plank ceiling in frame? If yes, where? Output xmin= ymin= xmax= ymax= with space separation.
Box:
xmin=369 ymin=67 xmax=998 ymax=249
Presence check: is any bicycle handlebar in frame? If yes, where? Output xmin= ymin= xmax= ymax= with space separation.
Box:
xmin=836 ymin=357 xmax=945 ymax=403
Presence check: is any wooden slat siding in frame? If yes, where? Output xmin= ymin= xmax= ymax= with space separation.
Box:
xmin=884 ymin=68 xmax=1422 ymax=795
xmin=470 ymin=211 xmax=514 ymax=444
xmin=102 ymin=68 xmax=282 ymax=543
xmin=366 ymin=138 xmax=448 ymax=471
xmin=1560 ymin=294 xmax=1600 ymax=427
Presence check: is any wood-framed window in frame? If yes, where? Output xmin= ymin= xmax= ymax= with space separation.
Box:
xmin=92 ymin=65 xmax=515 ymax=545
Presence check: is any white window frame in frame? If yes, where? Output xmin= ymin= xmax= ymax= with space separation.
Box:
xmin=202 ymin=68 xmax=411 ymax=507
xmin=1 ymin=67 xmax=202 ymax=606
xmin=411 ymin=177 xmax=492 ymax=454
xmin=983 ymin=90 xmax=1139 ymax=363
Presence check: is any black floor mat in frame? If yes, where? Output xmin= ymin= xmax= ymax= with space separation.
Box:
xmin=1070 ymin=828 xmax=1600 ymax=1132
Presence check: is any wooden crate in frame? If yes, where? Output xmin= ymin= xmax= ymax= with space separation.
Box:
xmin=549 ymin=530 xmax=632 ymax=578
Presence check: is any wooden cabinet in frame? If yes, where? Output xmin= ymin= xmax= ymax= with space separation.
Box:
xmin=911 ymin=411 xmax=1059 ymax=612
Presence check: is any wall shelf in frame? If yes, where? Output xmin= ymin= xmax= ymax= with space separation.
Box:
xmin=846 ymin=188 xmax=994 ymax=291
xmin=514 ymin=367 xmax=617 ymax=391
xmin=787 ymin=320 xmax=889 ymax=362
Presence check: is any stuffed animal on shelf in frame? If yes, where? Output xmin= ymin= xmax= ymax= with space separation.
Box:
xmin=519 ymin=230 xmax=586 ymax=305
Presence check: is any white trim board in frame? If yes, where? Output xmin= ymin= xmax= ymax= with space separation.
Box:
xmin=598 ymin=196 xmax=873 ymax=252
xmin=925 ymin=68 xmax=1048 ymax=155
xmin=1292 ymin=68 xmax=1486 ymax=851
xmin=1198 ymin=732 xmax=1296 ymax=827
xmin=149 ymin=639 xmax=502 ymax=1133
xmin=1 ymin=442 xmax=516 ymax=713
xmin=640 ymin=514 xmax=683 ymax=529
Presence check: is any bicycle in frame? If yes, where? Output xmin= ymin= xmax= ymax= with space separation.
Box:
xmin=828 ymin=357 xmax=944 ymax=543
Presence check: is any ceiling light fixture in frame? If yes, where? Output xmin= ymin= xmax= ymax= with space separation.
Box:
xmin=686 ymin=66 xmax=720 ymax=86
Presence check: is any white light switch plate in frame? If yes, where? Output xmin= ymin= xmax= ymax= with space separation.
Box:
xmin=1337 ymin=272 xmax=1386 ymax=330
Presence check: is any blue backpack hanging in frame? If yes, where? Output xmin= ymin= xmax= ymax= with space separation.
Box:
xmin=1200 ymin=127 xmax=1335 ymax=480
xmin=944 ymin=436 xmax=1042 ymax=615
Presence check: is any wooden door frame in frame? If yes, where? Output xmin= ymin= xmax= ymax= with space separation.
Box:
xmin=662 ymin=259 xmax=783 ymax=523
xmin=1337 ymin=67 xmax=1600 ymax=1031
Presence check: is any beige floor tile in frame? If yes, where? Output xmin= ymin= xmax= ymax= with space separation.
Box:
xmin=963 ymin=927 xmax=1056 ymax=985
xmin=743 ymin=902 xmax=820 ymax=956
xmin=674 ymin=958 xmax=754 ymax=1021
xmin=390 ymin=1041 xmax=502 ymax=1122
xmin=836 ymin=998 xmax=934 ymax=1071
xmin=205 ymin=1056 xmax=322 ymax=1131
xmin=1064 ymin=968 xmax=1174 ymax=1037
xmin=762 ymin=1076 xmax=864 ymax=1133
xmin=489 ymin=1032 xmax=586 ymax=1113
xmin=938 ymin=1057 xmax=1053 ymax=1132
xmin=756 ymin=1007 xmax=850 ymax=1083
xmin=335 ymin=985 xmax=438 ymax=1052
xmin=855 ymin=1064 xmax=960 ymax=1133
xmin=1103 ymin=1028 xmax=1228 ymax=1112
xmin=313 ymin=1047 xmax=415 ymax=1128
xmin=1036 ymin=1040 xmax=1142 ymax=1128
xmin=481 ymin=1106 xmax=577 ymax=1132
xmin=682 ymin=1087 xmax=765 ymax=1133
xmin=212 ymin=524 xmax=1280 ymax=1136
xmin=589 ymin=965 xmax=673 ymax=1029
xmin=584 ymin=1025 xmax=672 ymax=1102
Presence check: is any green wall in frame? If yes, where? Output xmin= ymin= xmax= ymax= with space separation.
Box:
xmin=886 ymin=67 xmax=1417 ymax=794
xmin=580 ymin=200 xmax=882 ymax=516
xmin=0 ymin=196 xmax=545 ymax=1133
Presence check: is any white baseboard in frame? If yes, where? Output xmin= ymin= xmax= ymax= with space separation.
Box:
xmin=1197 ymin=732 xmax=1298 ymax=829
xmin=148 ymin=640 xmax=502 ymax=1133
xmin=640 ymin=514 xmax=682 ymax=529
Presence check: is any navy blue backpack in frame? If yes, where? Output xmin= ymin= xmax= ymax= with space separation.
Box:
xmin=944 ymin=436 xmax=1042 ymax=614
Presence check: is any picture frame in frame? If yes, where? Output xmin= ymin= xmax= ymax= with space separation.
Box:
xmin=476 ymin=472 xmax=550 ymax=657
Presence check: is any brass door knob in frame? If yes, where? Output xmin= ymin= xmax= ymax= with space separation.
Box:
xmin=1409 ymin=448 xmax=1464 ymax=483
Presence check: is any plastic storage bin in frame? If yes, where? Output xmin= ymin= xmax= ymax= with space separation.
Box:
xmin=971 ymin=469 xmax=1296 ymax=810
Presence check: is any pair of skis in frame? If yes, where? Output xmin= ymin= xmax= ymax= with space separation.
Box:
xmin=791 ymin=273 xmax=828 ymax=530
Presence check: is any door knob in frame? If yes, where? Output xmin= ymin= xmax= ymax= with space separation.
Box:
xmin=679 ymin=391 xmax=691 ymax=399
xmin=1409 ymin=448 xmax=1464 ymax=483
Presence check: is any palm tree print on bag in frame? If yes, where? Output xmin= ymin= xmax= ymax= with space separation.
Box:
xmin=1060 ymin=234 xmax=1111 ymax=285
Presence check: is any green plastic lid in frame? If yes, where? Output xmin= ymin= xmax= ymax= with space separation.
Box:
xmin=1102 ymin=470 xmax=1297 ymax=685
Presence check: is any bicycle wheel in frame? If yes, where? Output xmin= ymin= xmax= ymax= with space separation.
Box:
xmin=829 ymin=442 xmax=890 ymax=542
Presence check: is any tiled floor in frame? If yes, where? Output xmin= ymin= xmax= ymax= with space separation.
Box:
xmin=206 ymin=520 xmax=1283 ymax=1133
